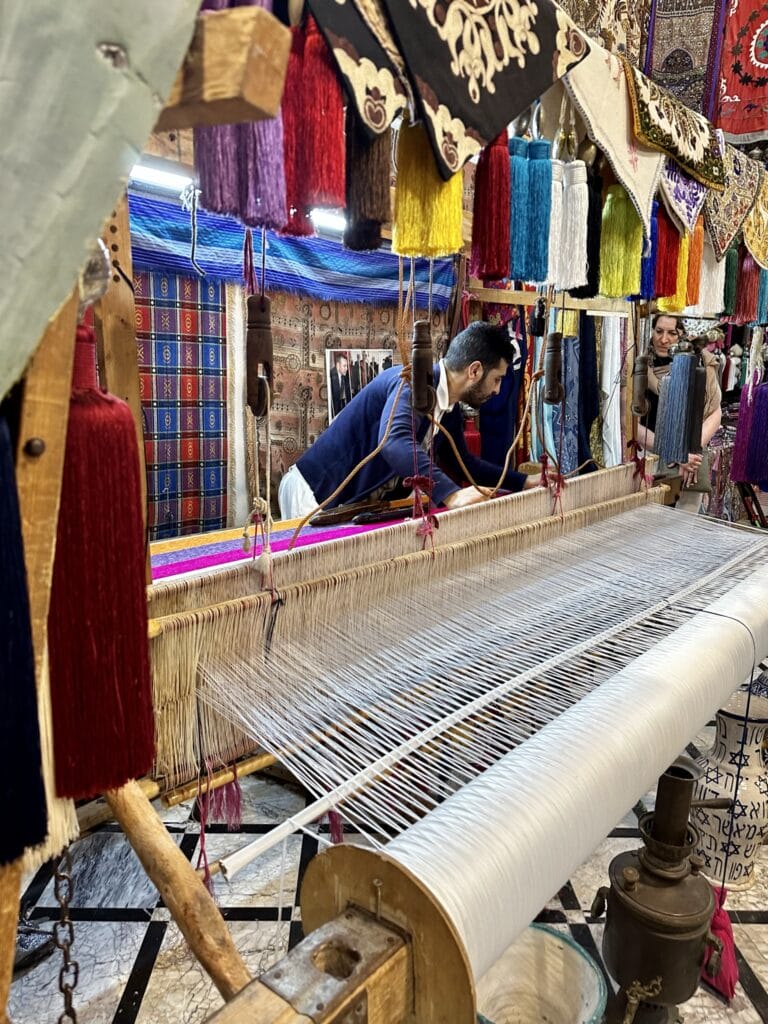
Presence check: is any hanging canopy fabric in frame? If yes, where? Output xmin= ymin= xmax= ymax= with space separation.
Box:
xmin=128 ymin=192 xmax=456 ymax=309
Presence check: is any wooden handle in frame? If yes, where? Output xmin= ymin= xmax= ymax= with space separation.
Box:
xmin=411 ymin=320 xmax=435 ymax=415
xmin=246 ymin=294 xmax=273 ymax=418
xmin=631 ymin=353 xmax=649 ymax=418
xmin=543 ymin=332 xmax=564 ymax=405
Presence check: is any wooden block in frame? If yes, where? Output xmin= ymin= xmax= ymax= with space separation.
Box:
xmin=156 ymin=7 xmax=291 ymax=131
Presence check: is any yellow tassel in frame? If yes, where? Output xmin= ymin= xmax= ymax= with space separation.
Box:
xmin=392 ymin=120 xmax=463 ymax=258
xmin=658 ymin=230 xmax=690 ymax=313
xmin=598 ymin=185 xmax=643 ymax=298
xmin=555 ymin=309 xmax=580 ymax=336
xmin=685 ymin=216 xmax=704 ymax=308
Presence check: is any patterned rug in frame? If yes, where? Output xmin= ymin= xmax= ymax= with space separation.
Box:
xmin=644 ymin=0 xmax=726 ymax=114
xmin=715 ymin=0 xmax=768 ymax=142
xmin=624 ymin=60 xmax=725 ymax=189
xmin=704 ymin=144 xmax=764 ymax=262
xmin=134 ymin=271 xmax=228 ymax=540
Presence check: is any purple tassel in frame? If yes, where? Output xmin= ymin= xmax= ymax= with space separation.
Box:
xmin=745 ymin=384 xmax=768 ymax=483
xmin=730 ymin=374 xmax=758 ymax=482
xmin=195 ymin=124 xmax=240 ymax=216
xmin=237 ymin=116 xmax=287 ymax=228
xmin=329 ymin=810 xmax=344 ymax=844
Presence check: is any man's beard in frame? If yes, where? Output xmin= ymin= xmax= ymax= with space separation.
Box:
xmin=461 ymin=379 xmax=490 ymax=409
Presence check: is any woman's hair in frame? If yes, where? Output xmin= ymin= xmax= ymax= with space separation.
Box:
xmin=651 ymin=313 xmax=685 ymax=335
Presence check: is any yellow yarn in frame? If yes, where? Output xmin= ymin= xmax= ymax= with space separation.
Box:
xmin=658 ymin=230 xmax=690 ymax=313
xmin=554 ymin=309 xmax=580 ymax=335
xmin=685 ymin=216 xmax=704 ymax=307
xmin=598 ymin=185 xmax=643 ymax=298
xmin=392 ymin=120 xmax=463 ymax=258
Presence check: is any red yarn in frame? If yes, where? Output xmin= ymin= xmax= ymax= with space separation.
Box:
xmin=732 ymin=246 xmax=761 ymax=325
xmin=280 ymin=26 xmax=313 ymax=236
xmin=655 ymin=205 xmax=681 ymax=298
xmin=470 ymin=131 xmax=511 ymax=281
xmin=302 ymin=16 xmax=346 ymax=208
xmin=702 ymin=886 xmax=739 ymax=1000
xmin=48 ymin=327 xmax=155 ymax=799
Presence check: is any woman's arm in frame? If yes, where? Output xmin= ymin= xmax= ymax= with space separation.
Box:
xmin=635 ymin=422 xmax=655 ymax=450
xmin=700 ymin=406 xmax=722 ymax=448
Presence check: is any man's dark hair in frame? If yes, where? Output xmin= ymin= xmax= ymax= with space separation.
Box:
xmin=443 ymin=322 xmax=515 ymax=373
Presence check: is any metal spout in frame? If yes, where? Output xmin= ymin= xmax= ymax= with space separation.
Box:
xmin=651 ymin=758 xmax=699 ymax=848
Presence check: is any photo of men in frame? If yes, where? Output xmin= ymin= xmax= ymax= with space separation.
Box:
xmin=326 ymin=348 xmax=395 ymax=421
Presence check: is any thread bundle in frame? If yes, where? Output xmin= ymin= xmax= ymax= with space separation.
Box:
xmin=47 ymin=327 xmax=155 ymax=799
xmin=745 ymin=384 xmax=768 ymax=483
xmin=639 ymin=201 xmax=659 ymax=301
xmin=344 ymin=108 xmax=392 ymax=252
xmin=686 ymin=217 xmax=705 ymax=308
xmin=570 ymin=164 xmax=603 ymax=299
xmin=688 ymin=240 xmax=727 ymax=315
xmin=281 ymin=25 xmax=313 ymax=236
xmin=658 ymin=231 xmax=691 ymax=313
xmin=731 ymin=246 xmax=761 ymax=325
xmin=393 ymin=120 xmax=463 ymax=258
xmin=598 ymin=185 xmax=642 ymax=297
xmin=655 ymin=205 xmax=681 ymax=297
xmin=723 ymin=246 xmax=739 ymax=317
xmin=0 ymin=416 xmax=47 ymax=863
xmin=302 ymin=16 xmax=346 ymax=208
xmin=527 ymin=141 xmax=552 ymax=283
xmin=470 ymin=131 xmax=511 ymax=280
xmin=560 ymin=161 xmax=589 ymax=290
xmin=731 ymin=372 xmax=760 ymax=481
xmin=547 ymin=160 xmax=564 ymax=286
xmin=655 ymin=352 xmax=697 ymax=464
xmin=509 ymin=138 xmax=530 ymax=281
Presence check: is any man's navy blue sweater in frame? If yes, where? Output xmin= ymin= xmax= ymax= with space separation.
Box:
xmin=295 ymin=365 xmax=526 ymax=507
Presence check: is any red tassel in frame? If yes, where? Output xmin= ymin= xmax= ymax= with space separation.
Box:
xmin=48 ymin=327 xmax=154 ymax=799
xmin=732 ymin=245 xmax=761 ymax=325
xmin=702 ymin=887 xmax=738 ymax=1000
xmin=655 ymin=205 xmax=681 ymax=298
xmin=302 ymin=16 xmax=346 ymax=209
xmin=470 ymin=132 xmax=511 ymax=281
xmin=281 ymin=26 xmax=313 ymax=236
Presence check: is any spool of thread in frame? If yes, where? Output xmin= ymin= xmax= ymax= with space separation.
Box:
xmin=470 ymin=131 xmax=511 ymax=280
xmin=508 ymin=138 xmax=530 ymax=282
xmin=561 ymin=160 xmax=588 ymax=291
xmin=411 ymin=321 xmax=436 ymax=415
xmin=631 ymin=353 xmax=650 ymax=417
xmin=246 ymin=294 xmax=273 ymax=417
xmin=543 ymin=332 xmax=564 ymax=405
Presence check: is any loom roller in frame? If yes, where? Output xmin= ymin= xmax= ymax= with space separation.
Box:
xmin=226 ymin=559 xmax=768 ymax=1024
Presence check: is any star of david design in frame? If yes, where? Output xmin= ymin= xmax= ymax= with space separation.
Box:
xmin=704 ymin=764 xmax=722 ymax=785
xmin=732 ymin=799 xmax=749 ymax=820
xmin=720 ymin=839 xmax=740 ymax=858
xmin=728 ymin=749 xmax=750 ymax=770
xmin=756 ymin=775 xmax=768 ymax=798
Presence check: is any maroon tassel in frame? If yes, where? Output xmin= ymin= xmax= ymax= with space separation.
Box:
xmin=329 ymin=809 xmax=344 ymax=844
xmin=470 ymin=131 xmax=511 ymax=280
xmin=302 ymin=16 xmax=346 ymax=208
xmin=655 ymin=205 xmax=681 ymax=298
xmin=732 ymin=246 xmax=761 ymax=325
xmin=48 ymin=327 xmax=154 ymax=799
xmin=280 ymin=26 xmax=313 ymax=235
xmin=201 ymin=777 xmax=243 ymax=831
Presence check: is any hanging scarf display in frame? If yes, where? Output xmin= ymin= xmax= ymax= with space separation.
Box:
xmin=378 ymin=0 xmax=590 ymax=179
xmin=714 ymin=0 xmax=768 ymax=142
xmin=470 ymin=131 xmax=511 ymax=281
xmin=660 ymin=161 xmax=708 ymax=235
xmin=565 ymin=49 xmax=663 ymax=241
xmin=704 ymin=144 xmax=764 ymax=261
xmin=743 ymin=173 xmax=768 ymax=270
xmin=599 ymin=185 xmax=643 ymax=298
xmin=643 ymin=0 xmax=727 ymax=114
xmin=624 ymin=59 xmax=725 ymax=189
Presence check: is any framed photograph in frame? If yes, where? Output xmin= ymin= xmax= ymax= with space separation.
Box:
xmin=325 ymin=348 xmax=393 ymax=422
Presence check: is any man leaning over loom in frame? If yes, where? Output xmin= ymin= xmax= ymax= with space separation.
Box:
xmin=278 ymin=322 xmax=539 ymax=519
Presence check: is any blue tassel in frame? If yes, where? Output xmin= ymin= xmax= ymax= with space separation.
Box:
xmin=0 ymin=414 xmax=47 ymax=864
xmin=508 ymin=137 xmax=530 ymax=282
xmin=639 ymin=201 xmax=659 ymax=301
xmin=526 ymin=140 xmax=552 ymax=283
xmin=656 ymin=352 xmax=697 ymax=465
xmin=757 ymin=269 xmax=768 ymax=324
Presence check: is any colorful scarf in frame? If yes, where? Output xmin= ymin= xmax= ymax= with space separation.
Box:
xmin=714 ymin=0 xmax=768 ymax=142
xmin=660 ymin=160 xmax=708 ymax=234
xmin=623 ymin=59 xmax=726 ymax=189
xmin=704 ymin=143 xmax=764 ymax=261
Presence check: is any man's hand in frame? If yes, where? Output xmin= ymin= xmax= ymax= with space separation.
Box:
xmin=443 ymin=486 xmax=490 ymax=509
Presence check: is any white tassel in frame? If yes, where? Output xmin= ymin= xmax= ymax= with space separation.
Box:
xmin=685 ymin=240 xmax=726 ymax=316
xmin=547 ymin=159 xmax=564 ymax=287
xmin=560 ymin=160 xmax=589 ymax=290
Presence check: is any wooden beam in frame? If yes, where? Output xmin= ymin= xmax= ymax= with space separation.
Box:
xmin=156 ymin=6 xmax=291 ymax=131
xmin=93 ymin=197 xmax=151 ymax=582
xmin=469 ymin=285 xmax=630 ymax=314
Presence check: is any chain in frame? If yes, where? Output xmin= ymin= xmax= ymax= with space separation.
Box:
xmin=53 ymin=848 xmax=79 ymax=1023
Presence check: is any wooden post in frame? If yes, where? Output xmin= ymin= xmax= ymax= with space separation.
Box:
xmin=105 ymin=780 xmax=251 ymax=1001
xmin=93 ymin=196 xmax=152 ymax=582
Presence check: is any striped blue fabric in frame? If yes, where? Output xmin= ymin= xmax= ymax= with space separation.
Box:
xmin=128 ymin=192 xmax=455 ymax=309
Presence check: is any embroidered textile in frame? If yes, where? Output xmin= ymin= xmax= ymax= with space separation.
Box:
xmin=660 ymin=160 xmax=707 ymax=235
xmin=623 ymin=60 xmax=725 ymax=189
xmin=308 ymin=0 xmax=409 ymax=138
xmin=556 ymin=0 xmax=646 ymax=64
xmin=134 ymin=272 xmax=228 ymax=540
xmin=744 ymin=169 xmax=768 ymax=270
xmin=715 ymin=0 xmax=768 ymax=142
xmin=644 ymin=0 xmax=726 ymax=114
xmin=378 ymin=0 xmax=590 ymax=179
xmin=551 ymin=334 xmax=580 ymax=474
xmin=564 ymin=49 xmax=664 ymax=241
xmin=704 ymin=144 xmax=764 ymax=262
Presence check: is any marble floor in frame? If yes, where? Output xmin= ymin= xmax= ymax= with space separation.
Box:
xmin=9 ymin=724 xmax=768 ymax=1024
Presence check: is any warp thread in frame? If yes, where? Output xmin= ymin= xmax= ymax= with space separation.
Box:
xmin=598 ymin=184 xmax=642 ymax=298
xmin=561 ymin=160 xmax=588 ymax=291
xmin=655 ymin=204 xmax=681 ymax=298
xmin=0 ymin=415 xmax=47 ymax=863
xmin=723 ymin=246 xmax=739 ymax=318
xmin=658 ymin=230 xmax=691 ymax=313
xmin=281 ymin=25 xmax=312 ymax=236
xmin=508 ymin=138 xmax=530 ymax=282
xmin=745 ymin=384 xmax=768 ymax=483
xmin=686 ymin=217 xmax=705 ymax=308
xmin=470 ymin=131 xmax=511 ymax=280
xmin=302 ymin=16 xmax=346 ymax=208
xmin=655 ymin=351 xmax=697 ymax=465
xmin=526 ymin=140 xmax=552 ymax=284
xmin=547 ymin=160 xmax=564 ymax=286
xmin=47 ymin=327 xmax=155 ymax=799
xmin=344 ymin=107 xmax=392 ymax=252
xmin=392 ymin=119 xmax=463 ymax=258
xmin=730 ymin=371 xmax=760 ymax=482
xmin=639 ymin=201 xmax=659 ymax=301
xmin=570 ymin=164 xmax=603 ymax=299
xmin=732 ymin=247 xmax=761 ymax=326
